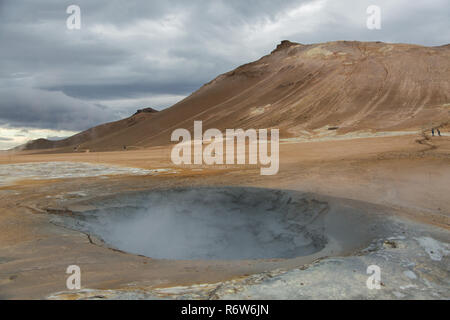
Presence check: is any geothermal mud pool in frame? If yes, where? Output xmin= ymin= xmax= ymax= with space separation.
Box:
xmin=52 ymin=187 xmax=388 ymax=261
xmin=41 ymin=187 xmax=450 ymax=299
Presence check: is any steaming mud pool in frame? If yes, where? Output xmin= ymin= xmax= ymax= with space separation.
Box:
xmin=54 ymin=187 xmax=384 ymax=260
xmin=48 ymin=187 xmax=449 ymax=299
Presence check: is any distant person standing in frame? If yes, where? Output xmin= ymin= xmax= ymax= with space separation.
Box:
xmin=432 ymin=128 xmax=442 ymax=137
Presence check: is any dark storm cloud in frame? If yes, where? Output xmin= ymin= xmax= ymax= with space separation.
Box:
xmin=0 ymin=88 xmax=116 ymax=131
xmin=0 ymin=0 xmax=448 ymax=138
xmin=45 ymin=82 xmax=200 ymax=100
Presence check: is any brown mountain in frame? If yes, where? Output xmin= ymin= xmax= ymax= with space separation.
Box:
xmin=22 ymin=40 xmax=450 ymax=152
xmin=20 ymin=109 xmax=159 ymax=151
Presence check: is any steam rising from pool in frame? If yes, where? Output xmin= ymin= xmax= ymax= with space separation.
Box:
xmin=56 ymin=187 xmax=383 ymax=261
xmin=60 ymin=188 xmax=334 ymax=260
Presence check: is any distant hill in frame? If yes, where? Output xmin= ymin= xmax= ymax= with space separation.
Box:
xmin=20 ymin=109 xmax=159 ymax=152
xmin=21 ymin=40 xmax=450 ymax=152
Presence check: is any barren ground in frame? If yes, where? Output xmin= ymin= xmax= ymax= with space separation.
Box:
xmin=0 ymin=133 xmax=449 ymax=299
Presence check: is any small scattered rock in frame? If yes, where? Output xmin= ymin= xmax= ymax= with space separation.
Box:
xmin=383 ymin=240 xmax=397 ymax=249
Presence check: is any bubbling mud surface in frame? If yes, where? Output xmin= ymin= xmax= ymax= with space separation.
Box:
xmin=55 ymin=187 xmax=388 ymax=261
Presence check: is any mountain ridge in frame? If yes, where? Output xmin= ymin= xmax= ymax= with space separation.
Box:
xmin=18 ymin=40 xmax=450 ymax=152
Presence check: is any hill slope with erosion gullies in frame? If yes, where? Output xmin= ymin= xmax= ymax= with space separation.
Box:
xmin=21 ymin=40 xmax=450 ymax=152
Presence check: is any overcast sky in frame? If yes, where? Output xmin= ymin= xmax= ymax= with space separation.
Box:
xmin=0 ymin=0 xmax=449 ymax=149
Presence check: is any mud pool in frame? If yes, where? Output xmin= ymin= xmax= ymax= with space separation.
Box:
xmin=53 ymin=187 xmax=388 ymax=261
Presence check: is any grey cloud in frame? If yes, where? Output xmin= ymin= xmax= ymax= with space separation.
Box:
xmin=44 ymin=82 xmax=201 ymax=100
xmin=46 ymin=136 xmax=69 ymax=141
xmin=0 ymin=88 xmax=117 ymax=131
xmin=0 ymin=0 xmax=448 ymax=137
